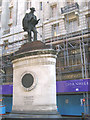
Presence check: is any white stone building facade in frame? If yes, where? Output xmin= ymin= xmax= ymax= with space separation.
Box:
xmin=0 ymin=0 xmax=90 ymax=55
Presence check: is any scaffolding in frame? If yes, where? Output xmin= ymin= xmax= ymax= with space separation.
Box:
xmin=45 ymin=2 xmax=90 ymax=117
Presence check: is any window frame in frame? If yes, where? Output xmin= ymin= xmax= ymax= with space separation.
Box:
xmin=52 ymin=23 xmax=59 ymax=37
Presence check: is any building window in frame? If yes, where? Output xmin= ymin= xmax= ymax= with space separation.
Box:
xmin=15 ymin=0 xmax=18 ymax=26
xmin=85 ymin=0 xmax=90 ymax=6
xmin=52 ymin=23 xmax=59 ymax=37
xmin=86 ymin=15 xmax=90 ymax=28
xmin=8 ymin=7 xmax=13 ymax=27
xmin=26 ymin=0 xmax=31 ymax=10
xmin=0 ymin=0 xmax=2 ymax=7
xmin=61 ymin=72 xmax=82 ymax=80
xmin=8 ymin=0 xmax=13 ymax=27
xmin=4 ymin=40 xmax=8 ymax=50
xmin=0 ymin=13 xmax=1 ymax=28
xmin=40 ymin=2 xmax=42 ymax=10
xmin=66 ymin=19 xmax=78 ymax=32
xmin=51 ymin=4 xmax=57 ymax=18
xmin=10 ymin=8 xmax=13 ymax=19
xmin=66 ymin=0 xmax=74 ymax=4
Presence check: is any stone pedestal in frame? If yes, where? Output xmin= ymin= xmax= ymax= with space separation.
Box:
xmin=5 ymin=41 xmax=61 ymax=119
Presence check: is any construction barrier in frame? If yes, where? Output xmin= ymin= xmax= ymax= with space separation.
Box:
xmin=0 ymin=105 xmax=6 ymax=115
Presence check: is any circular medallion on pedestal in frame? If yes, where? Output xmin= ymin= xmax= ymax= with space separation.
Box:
xmin=22 ymin=74 xmax=34 ymax=88
xmin=21 ymin=72 xmax=37 ymax=91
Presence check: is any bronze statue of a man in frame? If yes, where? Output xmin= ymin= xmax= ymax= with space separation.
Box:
xmin=22 ymin=7 xmax=40 ymax=42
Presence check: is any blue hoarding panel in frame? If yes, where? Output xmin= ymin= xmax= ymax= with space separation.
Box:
xmin=3 ymin=97 xmax=12 ymax=113
xmin=0 ymin=105 xmax=6 ymax=115
xmin=57 ymin=94 xmax=84 ymax=115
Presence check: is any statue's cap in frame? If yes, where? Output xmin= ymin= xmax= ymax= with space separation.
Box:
xmin=30 ymin=7 xmax=35 ymax=11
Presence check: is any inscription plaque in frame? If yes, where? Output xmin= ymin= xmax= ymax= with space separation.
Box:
xmin=24 ymin=96 xmax=34 ymax=105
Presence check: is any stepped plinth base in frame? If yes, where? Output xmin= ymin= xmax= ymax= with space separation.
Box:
xmin=3 ymin=110 xmax=61 ymax=120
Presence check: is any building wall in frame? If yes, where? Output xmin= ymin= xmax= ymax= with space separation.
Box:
xmin=0 ymin=0 xmax=89 ymax=45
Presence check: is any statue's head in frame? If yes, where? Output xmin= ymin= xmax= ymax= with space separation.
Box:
xmin=30 ymin=7 xmax=35 ymax=12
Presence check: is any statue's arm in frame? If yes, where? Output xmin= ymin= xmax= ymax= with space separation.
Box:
xmin=22 ymin=13 xmax=29 ymax=31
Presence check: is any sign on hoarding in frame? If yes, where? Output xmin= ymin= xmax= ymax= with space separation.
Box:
xmin=56 ymin=79 xmax=90 ymax=93
xmin=0 ymin=79 xmax=90 ymax=94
